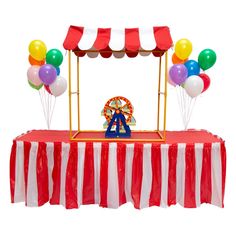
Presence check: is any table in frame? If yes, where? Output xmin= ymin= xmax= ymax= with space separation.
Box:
xmin=10 ymin=130 xmax=226 ymax=209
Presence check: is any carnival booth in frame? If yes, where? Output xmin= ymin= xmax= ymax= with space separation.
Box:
xmin=63 ymin=26 xmax=173 ymax=141
xmin=10 ymin=25 xmax=226 ymax=209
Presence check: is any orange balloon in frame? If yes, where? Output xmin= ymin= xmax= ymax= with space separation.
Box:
xmin=28 ymin=55 xmax=45 ymax=66
xmin=172 ymin=53 xmax=188 ymax=64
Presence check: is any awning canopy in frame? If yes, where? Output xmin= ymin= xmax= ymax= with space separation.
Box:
xmin=63 ymin=25 xmax=173 ymax=58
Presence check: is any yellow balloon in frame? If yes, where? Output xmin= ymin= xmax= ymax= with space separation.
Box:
xmin=174 ymin=39 xmax=192 ymax=60
xmin=28 ymin=40 xmax=47 ymax=61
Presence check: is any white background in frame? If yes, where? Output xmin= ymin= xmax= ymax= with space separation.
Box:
xmin=0 ymin=0 xmax=235 ymax=235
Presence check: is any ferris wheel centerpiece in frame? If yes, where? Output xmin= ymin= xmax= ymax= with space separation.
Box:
xmin=101 ymin=96 xmax=136 ymax=138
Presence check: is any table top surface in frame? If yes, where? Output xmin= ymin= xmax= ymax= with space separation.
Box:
xmin=14 ymin=130 xmax=224 ymax=144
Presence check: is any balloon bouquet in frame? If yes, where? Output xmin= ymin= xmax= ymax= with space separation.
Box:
xmin=169 ymin=39 xmax=216 ymax=129
xmin=27 ymin=40 xmax=67 ymax=129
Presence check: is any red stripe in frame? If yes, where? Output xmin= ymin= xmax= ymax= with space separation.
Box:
xmin=126 ymin=51 xmax=139 ymax=58
xmin=10 ymin=141 xmax=17 ymax=203
xmin=117 ymin=143 xmax=126 ymax=206
xmin=23 ymin=142 xmax=31 ymax=205
xmin=36 ymin=142 xmax=49 ymax=206
xmin=74 ymin=48 xmax=86 ymax=57
xmin=200 ymin=143 xmax=212 ymax=204
xmin=131 ymin=143 xmax=143 ymax=209
xmin=184 ymin=144 xmax=196 ymax=207
xmin=221 ymin=142 xmax=226 ymax=207
xmin=152 ymin=47 xmax=165 ymax=57
xmin=65 ymin=142 xmax=78 ymax=209
xmin=50 ymin=142 xmax=62 ymax=204
xmin=125 ymin=28 xmax=140 ymax=51
xmin=153 ymin=26 xmax=173 ymax=51
xmin=168 ymin=144 xmax=177 ymax=206
xmin=63 ymin=26 xmax=84 ymax=50
xmin=100 ymin=46 xmax=113 ymax=58
xmin=93 ymin=28 xmax=111 ymax=50
xmin=149 ymin=144 xmax=161 ymax=206
xmin=100 ymin=143 xmax=109 ymax=207
xmin=83 ymin=142 xmax=95 ymax=204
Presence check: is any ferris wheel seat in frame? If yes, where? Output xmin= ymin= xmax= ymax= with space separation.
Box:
xmin=127 ymin=116 xmax=136 ymax=126
xmin=101 ymin=109 xmax=112 ymax=116
xmin=110 ymin=100 xmax=122 ymax=108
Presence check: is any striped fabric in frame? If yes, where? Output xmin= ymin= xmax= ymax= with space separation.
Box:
xmin=10 ymin=140 xmax=226 ymax=209
xmin=63 ymin=26 xmax=173 ymax=58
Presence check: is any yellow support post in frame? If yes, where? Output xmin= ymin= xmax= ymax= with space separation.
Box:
xmin=77 ymin=56 xmax=80 ymax=132
xmin=157 ymin=56 xmax=162 ymax=131
xmin=68 ymin=50 xmax=72 ymax=138
xmin=163 ymin=51 xmax=168 ymax=141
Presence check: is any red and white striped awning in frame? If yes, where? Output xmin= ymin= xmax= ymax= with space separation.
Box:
xmin=63 ymin=25 xmax=173 ymax=58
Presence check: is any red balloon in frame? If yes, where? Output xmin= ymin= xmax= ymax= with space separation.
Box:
xmin=44 ymin=85 xmax=52 ymax=94
xmin=199 ymin=73 xmax=211 ymax=92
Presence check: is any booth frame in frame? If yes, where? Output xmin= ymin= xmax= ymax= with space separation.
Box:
xmin=68 ymin=49 xmax=168 ymax=142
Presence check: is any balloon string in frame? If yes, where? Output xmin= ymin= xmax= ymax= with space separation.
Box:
xmin=184 ymin=90 xmax=191 ymax=130
xmin=186 ymin=97 xmax=197 ymax=129
xmin=39 ymin=88 xmax=56 ymax=130
xmin=47 ymin=92 xmax=50 ymax=129
xmin=182 ymin=87 xmax=185 ymax=128
xmin=176 ymin=85 xmax=198 ymax=130
xmin=176 ymin=86 xmax=185 ymax=129
xmin=49 ymin=97 xmax=56 ymax=127
xmin=48 ymin=93 xmax=51 ymax=129
xmin=184 ymin=89 xmax=189 ymax=129
xmin=176 ymin=87 xmax=182 ymax=126
xmin=45 ymin=89 xmax=50 ymax=130
xmin=39 ymin=89 xmax=47 ymax=128
xmin=181 ymin=86 xmax=186 ymax=129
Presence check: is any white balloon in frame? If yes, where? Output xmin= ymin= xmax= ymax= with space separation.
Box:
xmin=49 ymin=76 xmax=67 ymax=97
xmin=184 ymin=75 xmax=204 ymax=98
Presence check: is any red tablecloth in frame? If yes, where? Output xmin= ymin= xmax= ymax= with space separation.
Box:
xmin=10 ymin=130 xmax=226 ymax=209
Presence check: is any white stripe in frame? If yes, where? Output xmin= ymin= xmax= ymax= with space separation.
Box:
xmin=113 ymin=51 xmax=125 ymax=58
xmin=46 ymin=142 xmax=54 ymax=199
xmin=107 ymin=143 xmax=119 ymax=208
xmin=125 ymin=144 xmax=134 ymax=202
xmin=87 ymin=50 xmax=99 ymax=58
xmin=93 ymin=143 xmax=101 ymax=204
xmin=140 ymin=144 xmax=152 ymax=208
xmin=139 ymin=51 xmax=151 ymax=56
xmin=26 ymin=142 xmax=38 ymax=206
xmin=139 ymin=27 xmax=156 ymax=50
xmin=211 ymin=142 xmax=222 ymax=207
xmin=14 ymin=141 xmax=25 ymax=202
xmin=78 ymin=28 xmax=98 ymax=50
xmin=59 ymin=143 xmax=70 ymax=206
xmin=176 ymin=143 xmax=186 ymax=206
xmin=160 ymin=144 xmax=169 ymax=207
xmin=195 ymin=143 xmax=203 ymax=207
xmin=77 ymin=142 xmax=86 ymax=205
xmin=109 ymin=28 xmax=125 ymax=51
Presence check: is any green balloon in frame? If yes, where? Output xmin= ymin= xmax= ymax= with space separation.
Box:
xmin=198 ymin=49 xmax=216 ymax=70
xmin=28 ymin=80 xmax=43 ymax=90
xmin=46 ymin=49 xmax=63 ymax=67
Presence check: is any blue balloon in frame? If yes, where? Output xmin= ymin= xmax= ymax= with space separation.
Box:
xmin=56 ymin=67 xmax=60 ymax=75
xmin=184 ymin=60 xmax=200 ymax=76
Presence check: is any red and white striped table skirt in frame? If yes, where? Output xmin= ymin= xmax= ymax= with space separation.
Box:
xmin=10 ymin=130 xmax=226 ymax=209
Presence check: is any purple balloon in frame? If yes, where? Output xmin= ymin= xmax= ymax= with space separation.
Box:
xmin=169 ymin=64 xmax=188 ymax=85
xmin=39 ymin=64 xmax=57 ymax=85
